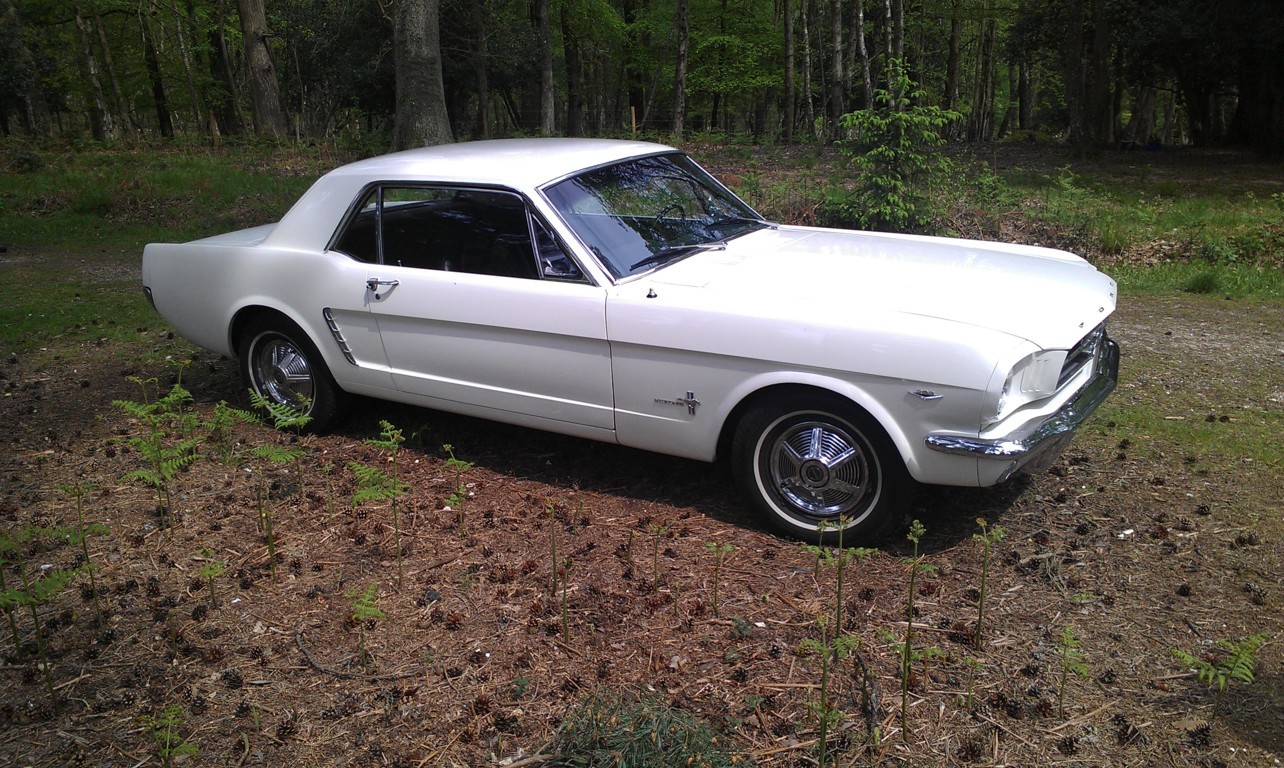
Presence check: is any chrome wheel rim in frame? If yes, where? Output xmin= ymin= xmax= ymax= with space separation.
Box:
xmin=766 ymin=418 xmax=876 ymax=523
xmin=251 ymin=335 xmax=314 ymax=411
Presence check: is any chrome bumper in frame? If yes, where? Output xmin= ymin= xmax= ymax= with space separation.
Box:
xmin=925 ymin=337 xmax=1120 ymax=483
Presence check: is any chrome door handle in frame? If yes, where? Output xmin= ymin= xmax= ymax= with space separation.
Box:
xmin=364 ymin=278 xmax=398 ymax=299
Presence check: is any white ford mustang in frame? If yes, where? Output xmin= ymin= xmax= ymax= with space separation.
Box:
xmin=142 ymin=138 xmax=1119 ymax=543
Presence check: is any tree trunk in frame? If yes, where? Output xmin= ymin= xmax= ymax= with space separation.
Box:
xmin=1087 ymin=0 xmax=1111 ymax=144
xmin=893 ymin=0 xmax=903 ymax=62
xmin=140 ymin=11 xmax=174 ymax=137
xmin=393 ymin=0 xmax=453 ymax=149
xmin=968 ymin=14 xmax=996 ymax=140
xmin=237 ymin=0 xmax=286 ymax=137
xmin=853 ymin=0 xmax=870 ymax=108
xmin=672 ymin=0 xmax=688 ymax=137
xmin=93 ymin=12 xmax=134 ymax=135
xmin=171 ymin=0 xmax=205 ymax=135
xmin=536 ymin=0 xmax=555 ymax=134
xmin=209 ymin=0 xmax=245 ymax=136
xmin=783 ymin=0 xmax=795 ymax=140
xmin=72 ymin=4 xmax=114 ymax=140
xmin=801 ymin=0 xmax=815 ymax=134
xmin=471 ymin=0 xmax=491 ymax=138
xmin=943 ymin=0 xmax=962 ymax=111
xmin=1061 ymin=0 xmax=1087 ymax=151
xmin=828 ymin=0 xmax=843 ymax=129
xmin=1018 ymin=60 xmax=1032 ymax=130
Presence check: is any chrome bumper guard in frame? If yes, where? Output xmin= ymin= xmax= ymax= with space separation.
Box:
xmin=925 ymin=336 xmax=1120 ymax=482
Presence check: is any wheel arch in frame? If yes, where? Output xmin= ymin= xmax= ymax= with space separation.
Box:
xmin=715 ymin=380 xmax=914 ymax=474
xmin=229 ymin=304 xmax=313 ymax=358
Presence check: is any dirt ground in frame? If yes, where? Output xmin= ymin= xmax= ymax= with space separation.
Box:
xmin=1 ymin=261 xmax=1280 ymax=767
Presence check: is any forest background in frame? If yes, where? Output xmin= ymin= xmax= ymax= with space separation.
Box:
xmin=3 ymin=0 xmax=1283 ymax=157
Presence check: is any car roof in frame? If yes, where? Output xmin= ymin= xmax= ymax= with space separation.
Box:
xmin=325 ymin=138 xmax=676 ymax=190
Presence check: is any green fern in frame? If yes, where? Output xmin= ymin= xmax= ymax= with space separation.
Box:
xmin=1173 ymin=633 xmax=1270 ymax=718
xmin=350 ymin=421 xmax=410 ymax=586
xmin=1057 ymin=626 xmax=1090 ymax=718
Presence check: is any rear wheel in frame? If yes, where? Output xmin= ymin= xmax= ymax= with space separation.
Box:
xmin=239 ymin=315 xmax=344 ymax=432
xmin=732 ymin=393 xmax=909 ymax=544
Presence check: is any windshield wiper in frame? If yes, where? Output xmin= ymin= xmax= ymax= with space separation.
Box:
xmin=704 ymin=215 xmax=773 ymax=238
xmin=628 ymin=243 xmax=720 ymax=273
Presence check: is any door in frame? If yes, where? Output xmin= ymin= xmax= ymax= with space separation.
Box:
xmin=357 ymin=185 xmax=615 ymax=430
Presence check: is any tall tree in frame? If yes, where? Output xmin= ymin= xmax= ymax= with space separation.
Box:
xmin=393 ymin=0 xmax=452 ymax=149
xmin=470 ymin=0 xmax=491 ymax=138
xmin=536 ymin=0 xmax=554 ymax=134
xmin=673 ymin=0 xmax=689 ymax=137
xmin=237 ymin=0 xmax=286 ymax=137
xmin=139 ymin=9 xmax=173 ymax=137
xmin=71 ymin=3 xmax=113 ymax=140
xmin=783 ymin=0 xmax=794 ymax=139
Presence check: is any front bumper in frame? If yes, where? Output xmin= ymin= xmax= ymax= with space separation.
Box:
xmin=924 ymin=336 xmax=1120 ymax=483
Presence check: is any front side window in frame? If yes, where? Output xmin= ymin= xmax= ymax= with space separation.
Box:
xmin=543 ymin=153 xmax=768 ymax=280
xmin=333 ymin=185 xmax=584 ymax=281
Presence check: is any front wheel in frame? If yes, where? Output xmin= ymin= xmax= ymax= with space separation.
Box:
xmin=238 ymin=315 xmax=345 ymax=432
xmin=731 ymin=393 xmax=909 ymax=544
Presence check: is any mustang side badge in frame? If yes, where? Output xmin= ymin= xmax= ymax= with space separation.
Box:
xmin=655 ymin=391 xmax=701 ymax=415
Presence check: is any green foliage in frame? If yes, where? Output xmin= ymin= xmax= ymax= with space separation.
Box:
xmin=198 ymin=549 xmax=225 ymax=609
xmin=242 ymin=390 xmax=314 ymax=432
xmin=555 ymin=687 xmax=746 ymax=767
xmin=1057 ymin=626 xmax=1090 ymax=718
xmin=830 ymin=59 xmax=960 ymax=234
xmin=899 ymin=518 xmax=936 ymax=739
xmin=57 ymin=482 xmax=107 ymax=626
xmin=0 ymin=525 xmax=90 ymax=708
xmin=142 ymin=704 xmax=199 ymax=767
xmin=442 ymin=443 xmax=473 ymax=537
xmin=972 ymin=518 xmax=1008 ymax=650
xmin=114 ymin=377 xmax=202 ymax=528
xmin=703 ymin=541 xmax=734 ymax=618
xmin=347 ymin=583 xmax=385 ymax=673
xmin=1173 ymin=633 xmax=1270 ymax=718
xmin=350 ymin=420 xmax=410 ymax=586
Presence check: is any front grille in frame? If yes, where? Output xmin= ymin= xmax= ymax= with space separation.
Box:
xmin=1058 ymin=324 xmax=1105 ymax=389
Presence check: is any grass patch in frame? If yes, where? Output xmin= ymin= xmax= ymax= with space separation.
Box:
xmin=0 ymin=263 xmax=159 ymax=352
xmin=0 ymin=142 xmax=327 ymax=250
xmin=1113 ymin=261 xmax=1284 ymax=298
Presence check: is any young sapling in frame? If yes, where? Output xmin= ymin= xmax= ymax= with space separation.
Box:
xmin=900 ymin=519 xmax=936 ymax=739
xmin=58 ymin=482 xmax=108 ymax=626
xmin=442 ymin=443 xmax=474 ymax=537
xmin=198 ymin=548 xmax=225 ymax=609
xmin=972 ymin=517 xmax=1007 ymax=649
xmin=546 ymin=502 xmax=559 ymax=598
xmin=703 ymin=541 xmax=734 ymax=618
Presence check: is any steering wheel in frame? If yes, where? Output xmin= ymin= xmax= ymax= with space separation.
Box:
xmin=656 ymin=203 xmax=686 ymax=222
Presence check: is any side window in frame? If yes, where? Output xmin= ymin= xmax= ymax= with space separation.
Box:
xmin=332 ymin=192 xmax=379 ymax=263
xmin=334 ymin=185 xmax=586 ymax=281
xmin=533 ymin=216 xmax=583 ymax=281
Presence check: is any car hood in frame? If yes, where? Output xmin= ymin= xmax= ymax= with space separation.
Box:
xmin=646 ymin=225 xmax=1117 ymax=349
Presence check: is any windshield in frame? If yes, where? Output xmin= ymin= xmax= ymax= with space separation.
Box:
xmin=543 ymin=153 xmax=769 ymax=279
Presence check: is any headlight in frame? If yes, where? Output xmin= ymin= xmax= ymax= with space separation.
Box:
xmin=986 ymin=350 xmax=1067 ymax=425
